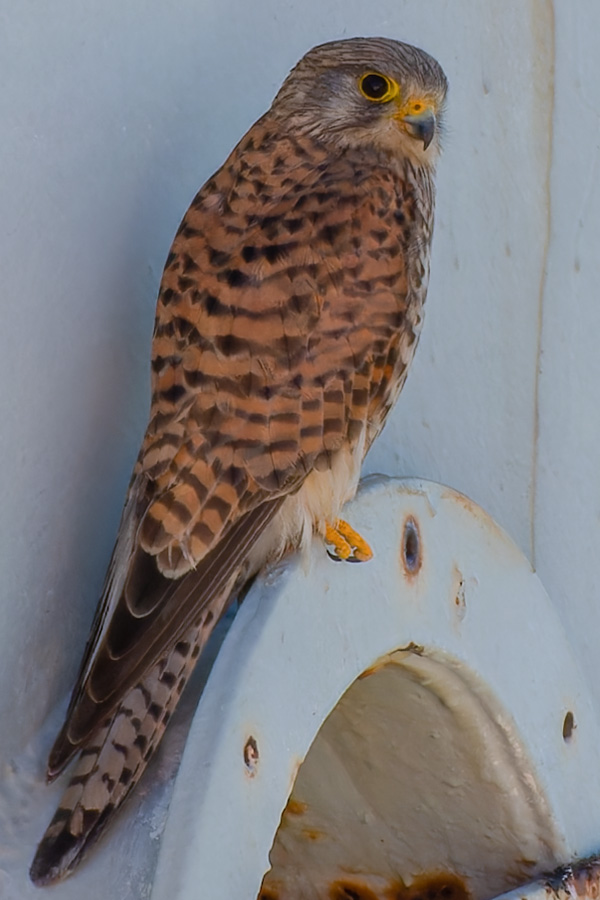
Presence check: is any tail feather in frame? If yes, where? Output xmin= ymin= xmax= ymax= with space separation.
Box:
xmin=30 ymin=623 xmax=202 ymax=886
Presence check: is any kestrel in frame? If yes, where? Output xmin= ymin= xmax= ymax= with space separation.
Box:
xmin=31 ymin=36 xmax=447 ymax=884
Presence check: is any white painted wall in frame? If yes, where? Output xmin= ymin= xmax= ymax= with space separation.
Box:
xmin=1 ymin=0 xmax=592 ymax=829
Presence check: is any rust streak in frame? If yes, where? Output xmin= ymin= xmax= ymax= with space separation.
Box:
xmin=386 ymin=872 xmax=471 ymax=900
xmin=286 ymin=798 xmax=308 ymax=816
xmin=329 ymin=880 xmax=380 ymax=900
xmin=302 ymin=827 xmax=326 ymax=841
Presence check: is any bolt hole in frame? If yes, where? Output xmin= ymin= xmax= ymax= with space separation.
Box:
xmin=244 ymin=735 xmax=259 ymax=774
xmin=562 ymin=711 xmax=575 ymax=742
xmin=402 ymin=517 xmax=421 ymax=575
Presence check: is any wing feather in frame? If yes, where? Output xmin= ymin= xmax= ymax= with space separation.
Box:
xmin=48 ymin=496 xmax=282 ymax=776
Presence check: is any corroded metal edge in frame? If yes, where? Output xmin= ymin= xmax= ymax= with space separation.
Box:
xmin=498 ymin=856 xmax=600 ymax=900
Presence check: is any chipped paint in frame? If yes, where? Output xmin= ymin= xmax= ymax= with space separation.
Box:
xmin=495 ymin=856 xmax=600 ymax=900
xmin=452 ymin=564 xmax=467 ymax=624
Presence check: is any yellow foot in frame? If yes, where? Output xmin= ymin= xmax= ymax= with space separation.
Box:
xmin=324 ymin=519 xmax=373 ymax=563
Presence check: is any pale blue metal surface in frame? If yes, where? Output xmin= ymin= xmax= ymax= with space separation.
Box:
xmin=151 ymin=478 xmax=600 ymax=900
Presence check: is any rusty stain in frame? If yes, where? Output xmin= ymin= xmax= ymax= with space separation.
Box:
xmin=574 ymin=868 xmax=600 ymax=900
xmin=512 ymin=856 xmax=538 ymax=875
xmin=500 ymin=857 xmax=539 ymax=890
xmin=258 ymin=873 xmax=285 ymax=899
xmin=452 ymin=565 xmax=466 ymax=623
xmin=401 ymin=515 xmax=422 ymax=577
xmin=439 ymin=487 xmax=514 ymax=554
xmin=386 ymin=872 xmax=471 ymax=900
xmin=329 ymin=880 xmax=380 ymax=900
xmin=358 ymin=660 xmax=388 ymax=680
xmin=398 ymin=641 xmax=425 ymax=656
xmin=243 ymin=735 xmax=259 ymax=776
xmin=258 ymin=889 xmax=280 ymax=900
xmin=439 ymin=487 xmax=482 ymax=518
xmin=302 ymin=827 xmax=326 ymax=841
xmin=286 ymin=798 xmax=308 ymax=816
xmin=359 ymin=645 xmax=424 ymax=680
xmin=546 ymin=856 xmax=600 ymax=899
xmin=328 ymin=873 xmax=470 ymax=900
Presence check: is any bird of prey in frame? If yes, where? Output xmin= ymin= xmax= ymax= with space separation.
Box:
xmin=31 ymin=36 xmax=447 ymax=884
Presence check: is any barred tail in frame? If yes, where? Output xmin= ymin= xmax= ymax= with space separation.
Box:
xmin=30 ymin=623 xmax=203 ymax=886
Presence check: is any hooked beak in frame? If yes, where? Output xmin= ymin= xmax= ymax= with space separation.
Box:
xmin=401 ymin=108 xmax=436 ymax=150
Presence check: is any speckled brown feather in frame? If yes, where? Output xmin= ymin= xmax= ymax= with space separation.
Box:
xmin=32 ymin=36 xmax=447 ymax=884
xmin=140 ymin=122 xmax=434 ymax=569
xmin=48 ymin=125 xmax=434 ymax=763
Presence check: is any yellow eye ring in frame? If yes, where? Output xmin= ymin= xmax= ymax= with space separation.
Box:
xmin=358 ymin=71 xmax=399 ymax=103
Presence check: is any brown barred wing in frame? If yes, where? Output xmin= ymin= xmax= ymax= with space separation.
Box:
xmin=47 ymin=497 xmax=281 ymax=777
xmin=138 ymin=125 xmax=417 ymax=578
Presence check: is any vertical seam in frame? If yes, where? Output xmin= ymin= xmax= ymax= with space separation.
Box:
xmin=530 ymin=0 xmax=556 ymax=569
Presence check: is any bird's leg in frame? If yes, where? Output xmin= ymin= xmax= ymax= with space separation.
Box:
xmin=325 ymin=520 xmax=373 ymax=563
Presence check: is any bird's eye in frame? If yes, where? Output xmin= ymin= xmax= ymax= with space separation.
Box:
xmin=359 ymin=72 xmax=398 ymax=103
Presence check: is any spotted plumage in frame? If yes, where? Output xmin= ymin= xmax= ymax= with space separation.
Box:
xmin=31 ymin=36 xmax=447 ymax=884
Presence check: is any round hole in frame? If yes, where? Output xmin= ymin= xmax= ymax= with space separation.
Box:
xmin=402 ymin=517 xmax=421 ymax=575
xmin=562 ymin=711 xmax=575 ymax=742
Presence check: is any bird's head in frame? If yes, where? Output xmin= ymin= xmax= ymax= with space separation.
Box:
xmin=271 ymin=37 xmax=448 ymax=168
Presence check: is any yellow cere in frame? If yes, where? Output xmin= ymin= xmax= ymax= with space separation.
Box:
xmin=358 ymin=71 xmax=401 ymax=104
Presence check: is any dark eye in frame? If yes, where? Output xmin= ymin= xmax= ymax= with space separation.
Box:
xmin=358 ymin=72 xmax=397 ymax=102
